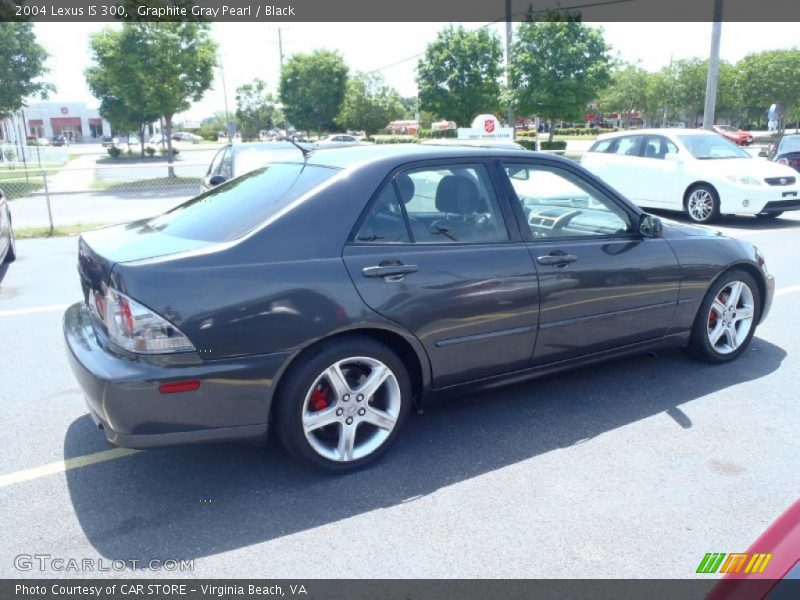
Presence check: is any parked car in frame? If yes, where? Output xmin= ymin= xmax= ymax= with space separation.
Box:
xmin=713 ymin=124 xmax=754 ymax=146
xmin=124 ymin=135 xmax=140 ymax=146
xmin=580 ymin=129 xmax=800 ymax=223
xmin=772 ymin=134 xmax=800 ymax=173
xmin=316 ymin=134 xmax=361 ymax=148
xmin=172 ymin=132 xmax=201 ymax=144
xmin=201 ymin=141 xmax=313 ymax=191
xmin=0 ymin=188 xmax=16 ymax=265
xmin=64 ymin=145 xmax=774 ymax=472
xmin=100 ymin=135 xmax=118 ymax=148
xmin=51 ymin=135 xmax=67 ymax=147
xmin=34 ymin=137 xmax=50 ymax=146
xmin=707 ymin=500 xmax=800 ymax=600
xmin=148 ymin=135 xmax=167 ymax=145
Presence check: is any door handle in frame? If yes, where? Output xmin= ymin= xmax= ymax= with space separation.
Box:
xmin=537 ymin=252 xmax=578 ymax=266
xmin=362 ymin=262 xmax=419 ymax=279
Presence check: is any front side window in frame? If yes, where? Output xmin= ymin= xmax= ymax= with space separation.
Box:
xmin=206 ymin=146 xmax=228 ymax=176
xmin=643 ymin=136 xmax=679 ymax=159
xmin=589 ymin=138 xmax=614 ymax=153
xmin=503 ymin=163 xmax=632 ymax=239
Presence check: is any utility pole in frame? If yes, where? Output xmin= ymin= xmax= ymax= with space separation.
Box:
xmin=702 ymin=0 xmax=724 ymax=130
xmin=505 ymin=0 xmax=514 ymax=137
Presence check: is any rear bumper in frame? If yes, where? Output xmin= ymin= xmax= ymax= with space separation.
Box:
xmin=63 ymin=302 xmax=292 ymax=449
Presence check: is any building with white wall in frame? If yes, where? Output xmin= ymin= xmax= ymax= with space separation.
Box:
xmin=2 ymin=102 xmax=112 ymax=143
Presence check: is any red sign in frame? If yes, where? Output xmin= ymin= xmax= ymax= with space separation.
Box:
xmin=60 ymin=107 xmax=69 ymax=115
xmin=484 ymin=119 xmax=495 ymax=133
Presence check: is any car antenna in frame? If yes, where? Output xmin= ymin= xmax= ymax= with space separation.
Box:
xmin=283 ymin=136 xmax=313 ymax=160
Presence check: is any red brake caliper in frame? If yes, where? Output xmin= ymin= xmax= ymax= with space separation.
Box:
xmin=310 ymin=385 xmax=329 ymax=411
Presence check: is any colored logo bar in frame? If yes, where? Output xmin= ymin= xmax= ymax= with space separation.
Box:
xmin=697 ymin=553 xmax=773 ymax=574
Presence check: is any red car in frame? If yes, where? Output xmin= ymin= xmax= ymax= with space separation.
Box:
xmin=707 ymin=500 xmax=800 ymax=600
xmin=713 ymin=124 xmax=754 ymax=146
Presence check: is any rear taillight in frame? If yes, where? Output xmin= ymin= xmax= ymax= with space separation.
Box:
xmin=98 ymin=288 xmax=195 ymax=354
xmin=777 ymin=158 xmax=789 ymax=165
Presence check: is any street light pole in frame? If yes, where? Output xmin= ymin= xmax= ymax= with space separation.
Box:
xmin=219 ymin=59 xmax=232 ymax=143
xmin=702 ymin=0 xmax=724 ymax=131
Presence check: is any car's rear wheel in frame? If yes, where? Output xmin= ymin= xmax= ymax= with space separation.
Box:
xmin=685 ymin=184 xmax=720 ymax=224
xmin=275 ymin=336 xmax=412 ymax=472
xmin=755 ymin=212 xmax=782 ymax=220
xmin=687 ymin=270 xmax=760 ymax=364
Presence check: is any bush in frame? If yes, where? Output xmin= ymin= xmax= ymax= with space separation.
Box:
xmin=145 ymin=146 xmax=156 ymax=156
xmin=372 ymin=136 xmax=418 ymax=144
xmin=517 ymin=139 xmax=568 ymax=151
xmin=418 ymin=128 xmax=458 ymax=139
xmin=106 ymin=146 xmax=122 ymax=159
xmin=158 ymin=147 xmax=179 ymax=156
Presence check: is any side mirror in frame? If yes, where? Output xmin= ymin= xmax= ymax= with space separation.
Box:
xmin=664 ymin=152 xmax=681 ymax=163
xmin=208 ymin=174 xmax=227 ymax=187
xmin=758 ymin=150 xmax=768 ymax=158
xmin=639 ymin=214 xmax=663 ymax=238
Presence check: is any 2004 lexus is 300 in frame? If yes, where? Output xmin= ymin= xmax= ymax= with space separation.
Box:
xmin=64 ymin=145 xmax=775 ymax=472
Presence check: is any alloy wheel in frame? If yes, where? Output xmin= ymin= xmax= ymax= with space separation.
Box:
xmin=687 ymin=188 xmax=715 ymax=222
xmin=301 ymin=356 xmax=401 ymax=462
xmin=706 ymin=280 xmax=755 ymax=355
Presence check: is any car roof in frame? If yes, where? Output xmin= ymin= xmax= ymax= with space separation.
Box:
xmin=231 ymin=141 xmax=312 ymax=153
xmin=596 ymin=128 xmax=715 ymax=141
xmin=298 ymin=143 xmax=550 ymax=171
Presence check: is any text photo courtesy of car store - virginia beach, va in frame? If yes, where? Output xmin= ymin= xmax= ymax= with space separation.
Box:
xmin=1 ymin=1 xmax=800 ymax=598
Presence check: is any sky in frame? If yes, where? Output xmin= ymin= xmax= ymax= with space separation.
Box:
xmin=31 ymin=21 xmax=800 ymax=123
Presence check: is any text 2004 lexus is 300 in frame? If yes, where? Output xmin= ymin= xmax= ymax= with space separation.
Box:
xmin=64 ymin=145 xmax=774 ymax=472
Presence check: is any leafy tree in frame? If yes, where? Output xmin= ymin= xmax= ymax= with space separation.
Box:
xmin=398 ymin=96 xmax=419 ymax=120
xmin=86 ymin=27 xmax=160 ymax=155
xmin=736 ymin=49 xmax=800 ymax=132
xmin=235 ymin=79 xmax=281 ymax=141
xmin=0 ymin=22 xmax=53 ymax=119
xmin=279 ymin=50 xmax=348 ymax=137
xmin=336 ymin=73 xmax=404 ymax=137
xmin=85 ymin=23 xmax=216 ymax=174
xmin=197 ymin=111 xmax=235 ymax=141
xmin=510 ymin=20 xmax=611 ymax=141
xmin=416 ymin=25 xmax=503 ymax=127
xmin=661 ymin=58 xmax=738 ymax=127
xmin=597 ymin=64 xmax=651 ymax=128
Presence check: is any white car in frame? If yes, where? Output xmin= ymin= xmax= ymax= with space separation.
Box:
xmin=580 ymin=128 xmax=800 ymax=223
xmin=316 ymin=134 xmax=361 ymax=148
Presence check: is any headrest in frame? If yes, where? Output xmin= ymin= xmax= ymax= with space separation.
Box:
xmin=396 ymin=173 xmax=416 ymax=204
xmin=435 ymin=175 xmax=480 ymax=214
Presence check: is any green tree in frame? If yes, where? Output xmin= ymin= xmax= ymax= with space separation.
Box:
xmin=86 ymin=27 xmax=160 ymax=156
xmin=0 ymin=22 xmax=53 ymax=119
xmin=279 ymin=50 xmax=349 ymax=137
xmin=85 ymin=23 xmax=217 ymax=174
xmin=416 ymin=25 xmax=503 ymax=127
xmin=336 ymin=73 xmax=404 ymax=137
xmin=666 ymin=58 xmax=738 ymax=127
xmin=197 ymin=111 xmax=235 ymax=141
xmin=235 ymin=79 xmax=281 ymax=141
xmin=597 ymin=64 xmax=651 ymax=128
xmin=510 ymin=20 xmax=611 ymax=141
xmin=737 ymin=49 xmax=800 ymax=132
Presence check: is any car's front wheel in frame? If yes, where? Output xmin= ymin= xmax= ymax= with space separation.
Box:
xmin=275 ymin=336 xmax=412 ymax=472
xmin=4 ymin=220 xmax=16 ymax=263
xmin=685 ymin=184 xmax=720 ymax=224
xmin=687 ymin=270 xmax=761 ymax=364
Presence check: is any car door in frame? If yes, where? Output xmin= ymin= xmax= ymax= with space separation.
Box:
xmin=342 ymin=160 xmax=540 ymax=388
xmin=636 ymin=135 xmax=682 ymax=207
xmin=499 ymin=159 xmax=681 ymax=366
xmin=604 ymin=134 xmax=647 ymax=202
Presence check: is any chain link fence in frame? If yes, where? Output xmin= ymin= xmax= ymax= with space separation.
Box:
xmin=1 ymin=148 xmax=214 ymax=233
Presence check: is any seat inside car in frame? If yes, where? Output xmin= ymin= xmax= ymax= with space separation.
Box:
xmin=430 ymin=175 xmax=492 ymax=242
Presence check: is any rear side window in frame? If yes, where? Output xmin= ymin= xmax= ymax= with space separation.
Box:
xmin=148 ymin=163 xmax=339 ymax=242
xmin=589 ymin=139 xmax=614 ymax=153
xmin=355 ymin=185 xmax=411 ymax=243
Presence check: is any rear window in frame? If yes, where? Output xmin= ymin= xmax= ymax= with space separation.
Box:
xmin=147 ymin=163 xmax=339 ymax=242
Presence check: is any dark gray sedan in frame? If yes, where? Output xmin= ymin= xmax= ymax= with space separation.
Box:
xmin=0 ymin=188 xmax=16 ymax=265
xmin=64 ymin=145 xmax=775 ymax=472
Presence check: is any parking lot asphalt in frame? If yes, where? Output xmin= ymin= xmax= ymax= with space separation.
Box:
xmin=0 ymin=211 xmax=798 ymax=578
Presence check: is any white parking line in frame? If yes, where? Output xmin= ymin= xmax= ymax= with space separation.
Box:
xmin=0 ymin=448 xmax=141 ymax=488
xmin=776 ymin=284 xmax=800 ymax=297
xmin=0 ymin=303 xmax=71 ymax=318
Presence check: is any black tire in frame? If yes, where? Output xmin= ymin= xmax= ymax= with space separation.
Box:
xmin=755 ymin=212 xmax=782 ymax=220
xmin=686 ymin=269 xmax=761 ymax=364
xmin=684 ymin=184 xmax=720 ymax=224
xmin=4 ymin=221 xmax=15 ymax=263
xmin=274 ymin=335 xmax=412 ymax=473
